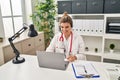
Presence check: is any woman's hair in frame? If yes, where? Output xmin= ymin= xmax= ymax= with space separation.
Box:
xmin=59 ymin=12 xmax=73 ymax=28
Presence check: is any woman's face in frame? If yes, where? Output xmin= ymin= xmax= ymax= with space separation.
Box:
xmin=60 ymin=22 xmax=72 ymax=37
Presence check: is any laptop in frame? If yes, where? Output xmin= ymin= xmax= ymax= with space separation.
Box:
xmin=36 ymin=51 xmax=69 ymax=70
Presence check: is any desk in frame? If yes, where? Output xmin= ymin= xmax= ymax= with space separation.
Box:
xmin=0 ymin=55 xmax=120 ymax=80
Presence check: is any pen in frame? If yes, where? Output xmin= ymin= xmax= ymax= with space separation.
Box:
xmin=83 ymin=65 xmax=87 ymax=73
xmin=63 ymin=49 xmax=66 ymax=58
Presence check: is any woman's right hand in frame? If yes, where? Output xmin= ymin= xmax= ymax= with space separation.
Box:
xmin=67 ymin=55 xmax=77 ymax=62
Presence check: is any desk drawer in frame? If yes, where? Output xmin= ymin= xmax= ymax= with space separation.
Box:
xmin=103 ymin=58 xmax=120 ymax=64
xmin=21 ymin=38 xmax=35 ymax=54
xmin=34 ymin=33 xmax=44 ymax=47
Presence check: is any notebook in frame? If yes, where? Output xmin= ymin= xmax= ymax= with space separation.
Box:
xmin=36 ymin=51 xmax=69 ymax=70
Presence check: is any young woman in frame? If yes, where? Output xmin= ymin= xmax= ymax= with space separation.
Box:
xmin=46 ymin=12 xmax=86 ymax=62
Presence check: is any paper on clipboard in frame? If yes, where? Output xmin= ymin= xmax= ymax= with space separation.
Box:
xmin=72 ymin=62 xmax=100 ymax=78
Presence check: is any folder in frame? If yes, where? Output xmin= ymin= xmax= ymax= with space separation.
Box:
xmin=98 ymin=19 xmax=104 ymax=34
xmin=76 ymin=19 xmax=83 ymax=34
xmin=72 ymin=62 xmax=100 ymax=78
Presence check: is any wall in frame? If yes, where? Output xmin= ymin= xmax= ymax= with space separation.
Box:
xmin=0 ymin=6 xmax=5 ymax=38
xmin=24 ymin=0 xmax=33 ymax=24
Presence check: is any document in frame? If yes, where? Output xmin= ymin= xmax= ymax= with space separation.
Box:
xmin=109 ymin=23 xmax=120 ymax=26
xmin=72 ymin=62 xmax=100 ymax=78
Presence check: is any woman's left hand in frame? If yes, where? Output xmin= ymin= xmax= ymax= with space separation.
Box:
xmin=67 ymin=55 xmax=77 ymax=62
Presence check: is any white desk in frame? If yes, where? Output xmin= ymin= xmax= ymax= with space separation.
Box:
xmin=0 ymin=55 xmax=120 ymax=80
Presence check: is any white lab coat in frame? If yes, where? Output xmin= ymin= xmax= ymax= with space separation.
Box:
xmin=46 ymin=31 xmax=86 ymax=60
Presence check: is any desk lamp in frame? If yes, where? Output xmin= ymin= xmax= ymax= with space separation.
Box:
xmin=8 ymin=24 xmax=38 ymax=64
xmin=28 ymin=24 xmax=38 ymax=37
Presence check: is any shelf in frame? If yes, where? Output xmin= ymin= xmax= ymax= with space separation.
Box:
xmin=84 ymin=51 xmax=102 ymax=56
xmin=57 ymin=14 xmax=104 ymax=18
xmin=104 ymin=49 xmax=120 ymax=53
xmin=104 ymin=34 xmax=120 ymax=39
xmin=103 ymin=53 xmax=120 ymax=60
xmin=81 ymin=34 xmax=103 ymax=37
xmin=57 ymin=14 xmax=120 ymax=17
xmin=104 ymin=14 xmax=120 ymax=17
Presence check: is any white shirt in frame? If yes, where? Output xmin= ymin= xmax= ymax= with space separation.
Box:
xmin=46 ymin=31 xmax=86 ymax=60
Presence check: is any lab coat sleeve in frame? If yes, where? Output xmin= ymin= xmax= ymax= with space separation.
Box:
xmin=76 ymin=36 xmax=86 ymax=60
xmin=46 ymin=35 xmax=57 ymax=52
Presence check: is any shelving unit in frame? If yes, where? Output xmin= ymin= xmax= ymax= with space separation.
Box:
xmin=55 ymin=14 xmax=120 ymax=62
xmin=103 ymin=16 xmax=120 ymax=63
xmin=56 ymin=0 xmax=120 ymax=62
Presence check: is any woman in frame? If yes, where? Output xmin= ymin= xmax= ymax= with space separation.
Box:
xmin=46 ymin=12 xmax=85 ymax=62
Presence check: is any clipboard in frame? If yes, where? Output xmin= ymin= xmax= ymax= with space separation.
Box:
xmin=72 ymin=62 xmax=100 ymax=78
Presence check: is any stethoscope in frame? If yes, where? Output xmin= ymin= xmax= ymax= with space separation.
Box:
xmin=59 ymin=31 xmax=73 ymax=53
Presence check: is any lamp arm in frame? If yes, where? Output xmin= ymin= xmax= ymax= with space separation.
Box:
xmin=9 ymin=26 xmax=27 ymax=41
xmin=8 ymin=26 xmax=27 ymax=56
xmin=8 ymin=40 xmax=20 ymax=60
xmin=8 ymin=26 xmax=27 ymax=64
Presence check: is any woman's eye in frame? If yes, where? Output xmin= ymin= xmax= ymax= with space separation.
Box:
xmin=60 ymin=26 xmax=63 ymax=28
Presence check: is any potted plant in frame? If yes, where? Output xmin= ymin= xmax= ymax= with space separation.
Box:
xmin=0 ymin=37 xmax=3 ymax=42
xmin=31 ymin=0 xmax=57 ymax=49
xmin=109 ymin=43 xmax=115 ymax=53
xmin=95 ymin=48 xmax=98 ymax=53
xmin=85 ymin=47 xmax=89 ymax=51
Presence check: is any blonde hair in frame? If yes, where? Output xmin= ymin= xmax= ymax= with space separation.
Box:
xmin=59 ymin=12 xmax=73 ymax=28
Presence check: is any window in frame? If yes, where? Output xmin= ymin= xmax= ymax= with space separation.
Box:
xmin=0 ymin=0 xmax=25 ymax=37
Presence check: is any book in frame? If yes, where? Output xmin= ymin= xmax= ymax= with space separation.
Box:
xmin=72 ymin=62 xmax=100 ymax=78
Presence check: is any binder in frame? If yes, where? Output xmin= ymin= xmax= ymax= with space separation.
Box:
xmin=72 ymin=62 xmax=100 ymax=78
xmin=98 ymin=20 xmax=104 ymax=34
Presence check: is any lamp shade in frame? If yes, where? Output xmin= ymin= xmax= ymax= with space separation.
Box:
xmin=28 ymin=24 xmax=38 ymax=37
